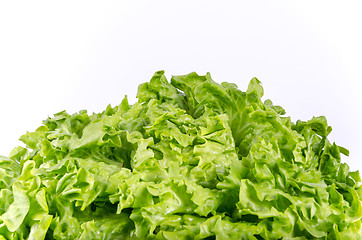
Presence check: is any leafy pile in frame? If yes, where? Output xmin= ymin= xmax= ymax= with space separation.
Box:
xmin=0 ymin=71 xmax=361 ymax=239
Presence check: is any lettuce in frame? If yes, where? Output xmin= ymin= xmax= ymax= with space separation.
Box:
xmin=0 ymin=70 xmax=361 ymax=239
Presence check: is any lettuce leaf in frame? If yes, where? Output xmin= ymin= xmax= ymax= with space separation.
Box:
xmin=0 ymin=70 xmax=361 ymax=239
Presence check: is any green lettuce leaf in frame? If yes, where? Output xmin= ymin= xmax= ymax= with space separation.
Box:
xmin=0 ymin=71 xmax=361 ymax=239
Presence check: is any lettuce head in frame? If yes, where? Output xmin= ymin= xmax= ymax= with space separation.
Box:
xmin=0 ymin=71 xmax=361 ymax=239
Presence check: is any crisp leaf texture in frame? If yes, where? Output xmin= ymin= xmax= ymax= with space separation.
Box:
xmin=1 ymin=71 xmax=361 ymax=239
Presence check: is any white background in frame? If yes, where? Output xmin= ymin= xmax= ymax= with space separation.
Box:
xmin=1 ymin=1 xmax=361 ymax=171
